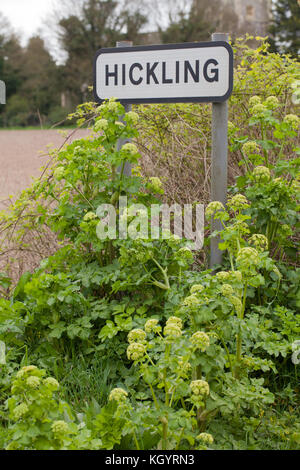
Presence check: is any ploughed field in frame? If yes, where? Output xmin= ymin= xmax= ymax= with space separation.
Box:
xmin=0 ymin=129 xmax=91 ymax=208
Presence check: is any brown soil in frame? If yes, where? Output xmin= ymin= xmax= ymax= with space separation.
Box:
xmin=0 ymin=129 xmax=91 ymax=207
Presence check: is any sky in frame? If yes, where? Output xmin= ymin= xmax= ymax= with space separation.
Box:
xmin=0 ymin=0 xmax=55 ymax=44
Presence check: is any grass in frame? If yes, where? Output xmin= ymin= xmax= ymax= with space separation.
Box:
xmin=54 ymin=354 xmax=118 ymax=412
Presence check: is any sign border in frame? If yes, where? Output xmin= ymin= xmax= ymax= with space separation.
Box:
xmin=93 ymin=41 xmax=233 ymax=104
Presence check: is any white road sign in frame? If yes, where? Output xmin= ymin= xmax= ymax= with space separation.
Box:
xmin=94 ymin=41 xmax=233 ymax=104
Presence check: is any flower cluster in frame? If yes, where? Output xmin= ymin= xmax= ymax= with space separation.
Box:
xmin=43 ymin=377 xmax=59 ymax=391
xmin=177 ymin=247 xmax=193 ymax=262
xmin=280 ymin=224 xmax=293 ymax=237
xmin=182 ymin=294 xmax=199 ymax=308
xmin=221 ymin=283 xmax=234 ymax=297
xmin=106 ymin=100 xmax=120 ymax=113
xmin=163 ymin=316 xmax=183 ymax=339
xmin=190 ymin=284 xmax=204 ymax=294
xmin=249 ymin=95 xmax=261 ymax=107
xmin=16 ymin=365 xmax=37 ymax=378
xmin=249 ymin=234 xmax=268 ymax=252
xmin=128 ymin=328 xmax=147 ymax=343
xmin=125 ymin=111 xmax=139 ymax=125
xmin=127 ymin=342 xmax=146 ymax=361
xmin=215 ymin=271 xmax=230 ymax=281
xmin=190 ymin=331 xmax=210 ymax=351
xmin=229 ymin=295 xmax=242 ymax=315
xmin=205 ymin=201 xmax=225 ymax=219
xmin=26 ymin=376 xmax=40 ymax=389
xmin=252 ymin=165 xmax=271 ymax=182
xmin=242 ymin=141 xmax=260 ymax=156
xmin=190 ymin=379 xmax=210 ymax=399
xmin=109 ymin=388 xmax=128 ymax=403
xmin=230 ymin=270 xmax=243 ymax=283
xmin=197 ymin=432 xmax=214 ymax=445
xmin=217 ymin=270 xmax=242 ymax=284
xmin=83 ymin=212 xmax=97 ymax=222
xmin=94 ymin=118 xmax=108 ymax=132
xmin=13 ymin=403 xmax=29 ymax=420
xmin=227 ymin=194 xmax=250 ymax=212
xmin=51 ymin=420 xmax=69 ymax=437
xmin=236 ymin=247 xmax=260 ymax=269
xmin=264 ymin=96 xmax=279 ymax=110
xmin=148 ymin=176 xmax=164 ymax=194
xmin=144 ymin=318 xmax=160 ymax=334
xmin=283 ymin=114 xmax=299 ymax=130
xmin=121 ymin=143 xmax=139 ymax=155
xmin=250 ymin=103 xmax=267 ymax=118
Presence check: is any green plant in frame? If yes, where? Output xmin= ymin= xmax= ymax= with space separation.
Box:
xmin=100 ymin=317 xmax=214 ymax=450
xmin=229 ymin=94 xmax=299 ymax=260
xmin=3 ymin=365 xmax=76 ymax=450
xmin=0 ymin=69 xmax=299 ymax=449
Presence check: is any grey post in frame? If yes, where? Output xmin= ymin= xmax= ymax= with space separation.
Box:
xmin=0 ymin=80 xmax=6 ymax=105
xmin=209 ymin=32 xmax=229 ymax=269
xmin=116 ymin=40 xmax=133 ymax=176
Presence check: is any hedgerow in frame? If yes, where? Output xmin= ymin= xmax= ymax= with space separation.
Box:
xmin=0 ymin=38 xmax=299 ymax=450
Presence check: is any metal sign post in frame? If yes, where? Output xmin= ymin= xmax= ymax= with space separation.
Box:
xmin=210 ymin=32 xmax=229 ymax=268
xmin=0 ymin=80 xmax=6 ymax=105
xmin=116 ymin=41 xmax=133 ymax=177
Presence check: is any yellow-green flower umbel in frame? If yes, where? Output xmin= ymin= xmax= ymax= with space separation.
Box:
xmin=221 ymin=284 xmax=234 ymax=297
xmin=227 ymin=194 xmax=250 ymax=212
xmin=109 ymin=388 xmax=128 ymax=403
xmin=125 ymin=111 xmax=139 ymax=125
xmin=215 ymin=271 xmax=230 ymax=281
xmin=197 ymin=433 xmax=214 ymax=445
xmin=190 ymin=379 xmax=210 ymax=398
xmin=250 ymin=103 xmax=267 ymax=118
xmin=229 ymin=295 xmax=242 ymax=315
xmin=183 ymin=294 xmax=199 ymax=307
xmin=26 ymin=376 xmax=40 ymax=389
xmin=163 ymin=316 xmax=183 ymax=338
xmin=249 ymin=95 xmax=261 ymax=107
xmin=128 ymin=328 xmax=147 ymax=343
xmin=121 ymin=143 xmax=139 ymax=155
xmin=51 ymin=420 xmax=69 ymax=436
xmin=94 ymin=118 xmax=108 ymax=132
xmin=13 ymin=403 xmax=29 ymax=420
xmin=283 ymin=114 xmax=299 ymax=130
xmin=44 ymin=377 xmax=59 ymax=391
xmin=190 ymin=284 xmax=204 ymax=294
xmin=144 ymin=319 xmax=160 ymax=334
xmin=252 ymin=166 xmax=271 ymax=182
xmin=205 ymin=201 xmax=225 ymax=219
xmin=190 ymin=331 xmax=210 ymax=351
xmin=242 ymin=141 xmax=260 ymax=156
xmin=249 ymin=234 xmax=268 ymax=252
xmin=83 ymin=212 xmax=97 ymax=222
xmin=236 ymin=247 xmax=260 ymax=269
xmin=264 ymin=96 xmax=279 ymax=110
xmin=127 ymin=342 xmax=146 ymax=361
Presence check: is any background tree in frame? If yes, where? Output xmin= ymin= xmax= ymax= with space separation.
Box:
xmin=159 ymin=0 xmax=239 ymax=44
xmin=18 ymin=37 xmax=61 ymax=126
xmin=55 ymin=0 xmax=147 ymax=104
xmin=269 ymin=0 xmax=300 ymax=57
